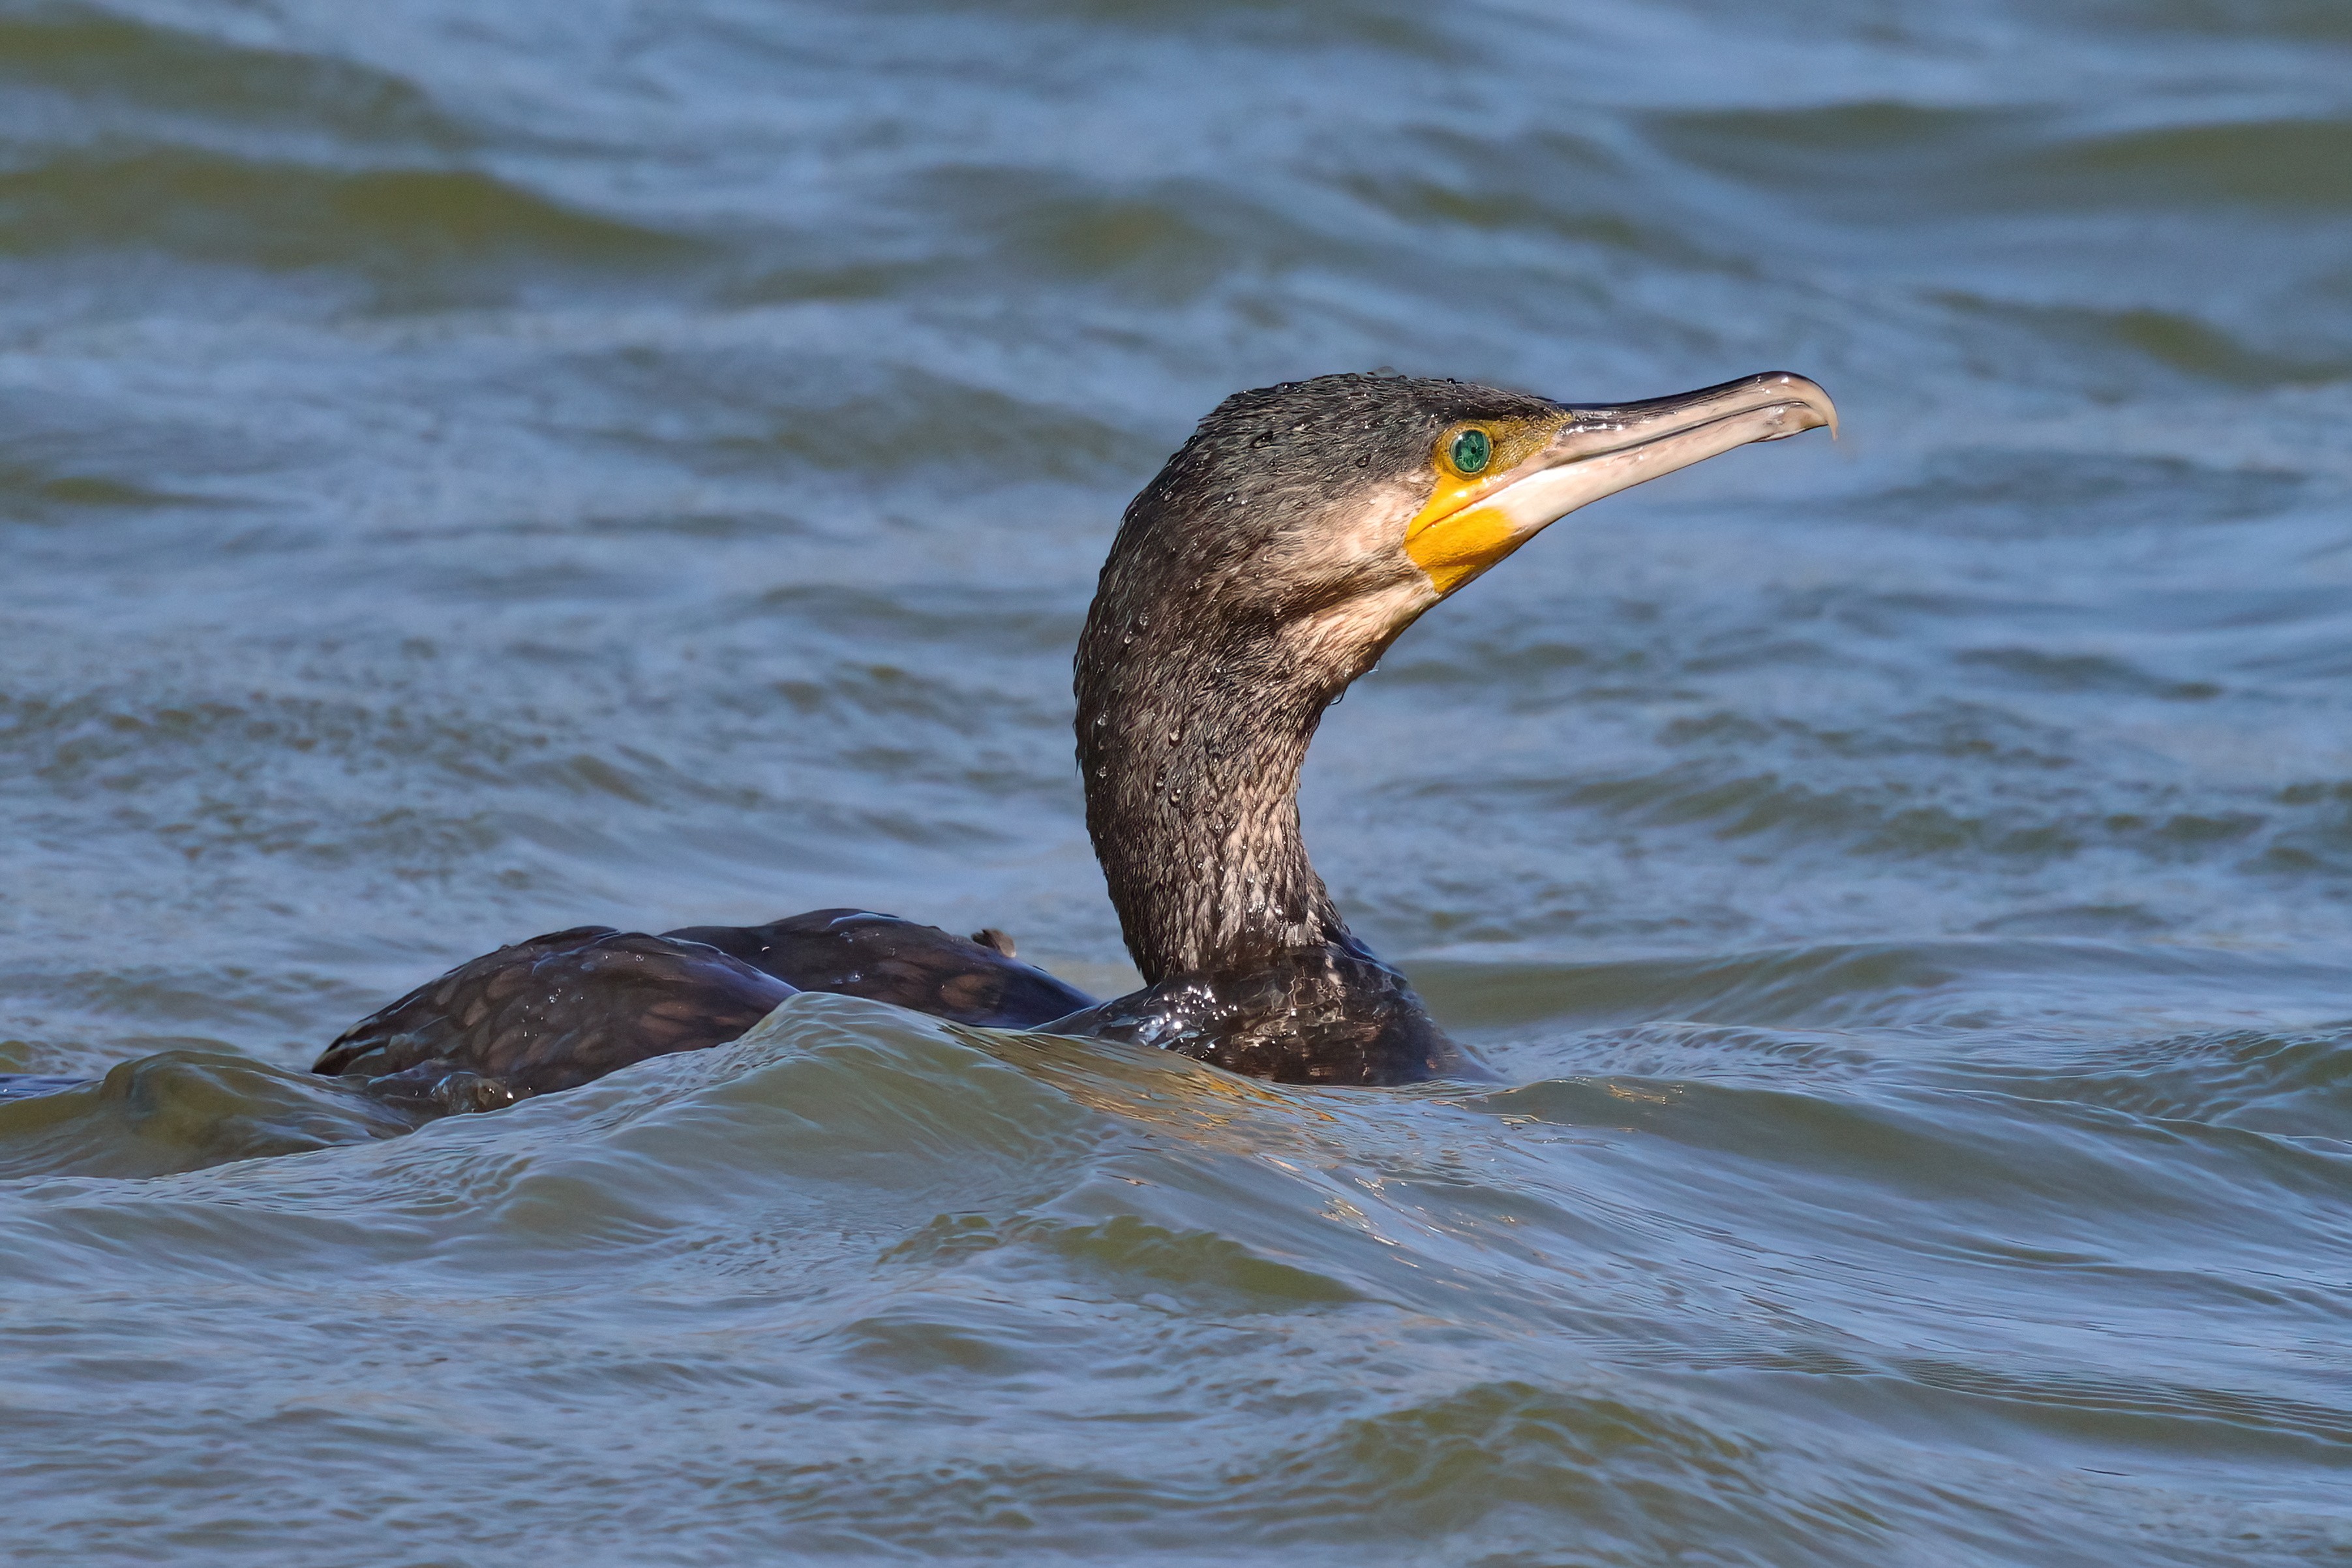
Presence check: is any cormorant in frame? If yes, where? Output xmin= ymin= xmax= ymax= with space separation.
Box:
xmin=315 ymin=370 xmax=1836 ymax=1109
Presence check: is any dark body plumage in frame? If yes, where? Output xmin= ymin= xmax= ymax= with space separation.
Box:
xmin=314 ymin=928 xmax=795 ymax=1109
xmin=661 ymin=909 xmax=1096 ymax=1029
xmin=305 ymin=369 xmax=1834 ymax=1104
xmin=318 ymin=912 xmax=1098 ymax=1104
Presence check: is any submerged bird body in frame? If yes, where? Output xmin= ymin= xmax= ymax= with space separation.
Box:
xmin=314 ymin=370 xmax=1835 ymax=1104
xmin=316 ymin=912 xmax=1097 ymax=1107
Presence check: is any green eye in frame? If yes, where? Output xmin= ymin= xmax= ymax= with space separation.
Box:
xmin=1450 ymin=428 xmax=1492 ymax=475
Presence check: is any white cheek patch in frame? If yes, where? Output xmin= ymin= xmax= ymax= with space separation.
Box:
xmin=1289 ymin=579 xmax=1441 ymax=678
xmin=1261 ymin=479 xmax=1419 ymax=578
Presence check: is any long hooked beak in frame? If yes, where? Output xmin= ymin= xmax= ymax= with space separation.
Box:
xmin=1406 ymin=372 xmax=1837 ymax=596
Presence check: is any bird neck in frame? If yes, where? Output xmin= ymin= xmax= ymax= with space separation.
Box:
xmin=1076 ymin=624 xmax=1348 ymax=985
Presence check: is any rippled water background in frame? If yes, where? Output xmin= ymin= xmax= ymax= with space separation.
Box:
xmin=5 ymin=1 xmax=2352 ymax=1561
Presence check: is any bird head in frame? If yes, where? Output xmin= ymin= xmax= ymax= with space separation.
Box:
xmin=1084 ymin=369 xmax=1837 ymax=699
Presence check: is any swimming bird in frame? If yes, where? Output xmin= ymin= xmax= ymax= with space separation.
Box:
xmin=314 ymin=370 xmax=1835 ymax=1108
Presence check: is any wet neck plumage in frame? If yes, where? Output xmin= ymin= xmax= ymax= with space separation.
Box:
xmin=1077 ymin=627 xmax=1347 ymax=985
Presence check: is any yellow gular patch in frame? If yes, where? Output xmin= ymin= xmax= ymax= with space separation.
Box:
xmin=1403 ymin=414 xmax=1569 ymax=596
xmin=1406 ymin=502 xmax=1518 ymax=596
